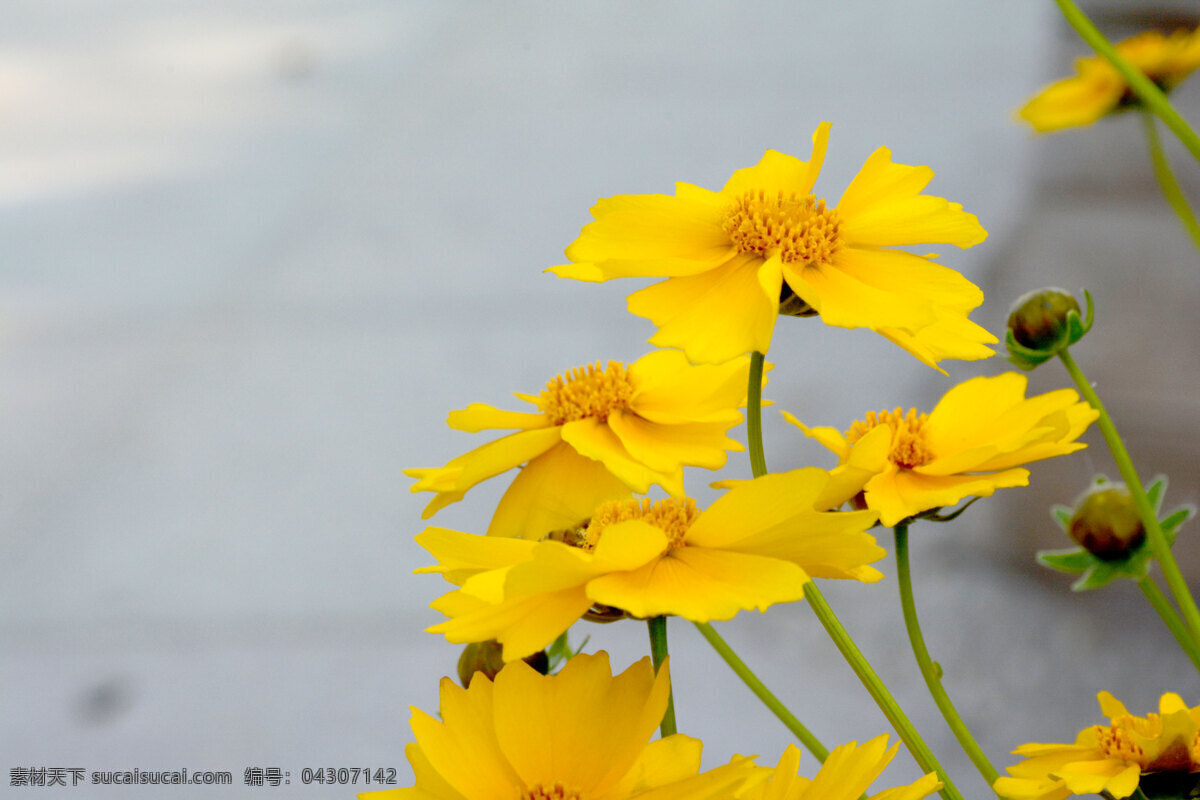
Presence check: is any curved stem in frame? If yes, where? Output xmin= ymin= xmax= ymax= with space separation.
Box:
xmin=647 ymin=616 xmax=677 ymax=736
xmin=693 ymin=621 xmax=829 ymax=761
xmin=1142 ymin=111 xmax=1200 ymax=255
xmin=1057 ymin=348 xmax=1200 ymax=646
xmin=894 ymin=524 xmax=1000 ymax=785
xmin=804 ymin=583 xmax=965 ymax=800
xmin=1137 ymin=575 xmax=1200 ymax=673
xmin=1055 ymin=0 xmax=1200 ymax=163
xmin=747 ymin=351 xmax=768 ymax=477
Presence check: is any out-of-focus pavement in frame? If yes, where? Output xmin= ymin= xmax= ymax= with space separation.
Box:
xmin=2 ymin=2 xmax=1199 ymax=798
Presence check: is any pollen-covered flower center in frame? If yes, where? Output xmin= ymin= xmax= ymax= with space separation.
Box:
xmin=723 ymin=190 xmax=842 ymax=265
xmin=588 ymin=497 xmax=701 ymax=550
xmin=846 ymin=408 xmax=934 ymax=469
xmin=1095 ymin=713 xmax=1199 ymax=772
xmin=522 ymin=782 xmax=583 ymax=800
xmin=539 ymin=361 xmax=635 ymax=425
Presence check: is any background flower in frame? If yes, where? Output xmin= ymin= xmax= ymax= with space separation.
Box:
xmin=743 ymin=736 xmax=941 ymax=800
xmin=550 ymin=122 xmax=994 ymax=370
xmin=788 ymin=372 xmax=1098 ymax=526
xmin=359 ymin=652 xmax=757 ymax=800
xmin=406 ymin=350 xmax=749 ymax=538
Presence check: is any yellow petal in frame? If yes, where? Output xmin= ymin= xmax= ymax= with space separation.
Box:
xmin=427 ymin=587 xmax=593 ymax=661
xmin=1057 ymin=759 xmax=1140 ymax=798
xmin=628 ymin=349 xmax=749 ymax=426
xmin=864 ymin=468 xmax=1029 ymax=527
xmin=447 ymin=403 xmax=552 ymax=433
xmin=409 ymin=683 xmax=519 ymax=800
xmin=486 ymin=442 xmax=632 ymax=539
xmin=608 ymin=410 xmax=740 ymax=473
xmin=722 ymin=126 xmax=831 ymax=198
xmin=627 ymin=254 xmax=781 ymax=365
xmin=804 ymin=736 xmax=896 ymax=800
xmin=781 ymin=260 xmax=935 ymax=331
xmin=687 ymin=468 xmax=841 ymax=547
xmin=781 ymin=412 xmax=852 ymax=461
xmin=874 ymin=310 xmax=996 ymax=373
xmin=560 ymin=417 xmax=683 ymax=495
xmin=598 ymin=735 xmax=704 ymax=800
xmin=828 ymin=247 xmax=984 ymax=313
xmin=586 ymin=547 xmax=810 ymax=621
xmin=1017 ymin=69 xmax=1122 ymax=133
xmin=415 ymin=527 xmax=538 ymax=586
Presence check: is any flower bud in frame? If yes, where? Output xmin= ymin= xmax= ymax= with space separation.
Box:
xmin=1068 ymin=485 xmax=1145 ymax=561
xmin=457 ymin=640 xmax=549 ymax=686
xmin=1005 ymin=287 xmax=1092 ymax=369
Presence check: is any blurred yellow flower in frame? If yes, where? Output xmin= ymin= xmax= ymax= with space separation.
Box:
xmin=788 ymin=372 xmax=1098 ymax=527
xmin=994 ymin=691 xmax=1200 ymax=800
xmin=419 ymin=468 xmax=882 ymax=660
xmin=549 ymin=122 xmax=994 ymax=371
xmin=745 ymin=736 xmax=940 ymax=800
xmin=358 ymin=652 xmax=758 ymax=800
xmin=405 ymin=350 xmax=749 ymax=538
xmin=1019 ymin=27 xmax=1200 ymax=132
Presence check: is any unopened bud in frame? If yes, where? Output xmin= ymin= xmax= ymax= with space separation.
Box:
xmin=1068 ymin=485 xmax=1145 ymax=561
xmin=457 ymin=640 xmax=549 ymax=686
xmin=1005 ymin=288 xmax=1092 ymax=369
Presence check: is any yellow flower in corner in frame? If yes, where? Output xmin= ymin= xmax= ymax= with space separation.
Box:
xmin=1019 ymin=27 xmax=1200 ymax=132
xmin=549 ymin=122 xmax=995 ymax=370
xmin=994 ymin=691 xmax=1200 ymax=800
xmin=405 ymin=350 xmax=749 ymax=538
xmin=745 ymin=736 xmax=941 ymax=800
xmin=419 ymin=468 xmax=882 ymax=660
xmin=789 ymin=372 xmax=1098 ymax=527
xmin=358 ymin=652 xmax=758 ymax=800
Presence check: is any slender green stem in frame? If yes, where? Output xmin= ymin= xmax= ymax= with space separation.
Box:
xmin=804 ymin=583 xmax=965 ymax=800
xmin=1137 ymin=575 xmax=1200 ymax=673
xmin=894 ymin=524 xmax=1000 ymax=785
xmin=1142 ymin=111 xmax=1200 ymax=254
xmin=693 ymin=621 xmax=829 ymax=761
xmin=647 ymin=616 xmax=677 ymax=737
xmin=1058 ymin=348 xmax=1200 ymax=646
xmin=747 ymin=351 xmax=768 ymax=477
xmin=1055 ymin=0 xmax=1200 ymax=163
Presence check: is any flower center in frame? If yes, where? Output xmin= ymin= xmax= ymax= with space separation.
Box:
xmin=846 ymin=408 xmax=934 ymax=469
xmin=539 ymin=361 xmax=635 ymax=425
xmin=723 ymin=190 xmax=842 ymax=265
xmin=522 ymin=782 xmax=583 ymax=800
xmin=588 ymin=497 xmax=700 ymax=550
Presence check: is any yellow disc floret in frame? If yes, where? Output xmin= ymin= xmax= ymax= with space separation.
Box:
xmin=522 ymin=782 xmax=583 ymax=800
xmin=539 ymin=361 xmax=635 ymax=425
xmin=723 ymin=190 xmax=842 ymax=266
xmin=588 ymin=497 xmax=701 ymax=550
xmin=847 ymin=408 xmax=934 ymax=469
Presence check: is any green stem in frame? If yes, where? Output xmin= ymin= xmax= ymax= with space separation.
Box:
xmin=693 ymin=621 xmax=829 ymax=761
xmin=647 ymin=616 xmax=678 ymax=737
xmin=1057 ymin=348 xmax=1200 ymax=646
xmin=804 ymin=583 xmax=965 ymax=800
xmin=1142 ymin=111 xmax=1200 ymax=255
xmin=894 ymin=524 xmax=1000 ymax=785
xmin=1055 ymin=0 xmax=1200 ymax=163
xmin=747 ymin=351 xmax=768 ymax=477
xmin=1137 ymin=575 xmax=1200 ymax=673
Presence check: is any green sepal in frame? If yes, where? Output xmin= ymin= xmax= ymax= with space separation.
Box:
xmin=1071 ymin=562 xmax=1124 ymax=591
xmin=1036 ymin=548 xmax=1094 ymax=574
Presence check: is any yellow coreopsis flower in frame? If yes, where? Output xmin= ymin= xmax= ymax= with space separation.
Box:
xmin=1019 ymin=27 xmax=1200 ymax=132
xmin=549 ymin=122 xmax=995 ymax=370
xmin=417 ymin=468 xmax=882 ymax=660
xmin=744 ymin=737 xmax=941 ymax=800
xmin=994 ymin=691 xmax=1200 ymax=800
xmin=789 ymin=372 xmax=1099 ymax=527
xmin=358 ymin=652 xmax=759 ymax=800
xmin=405 ymin=349 xmax=750 ymax=538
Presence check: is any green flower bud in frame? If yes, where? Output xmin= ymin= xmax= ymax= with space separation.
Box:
xmin=1004 ymin=287 xmax=1093 ymax=370
xmin=457 ymin=640 xmax=549 ymax=686
xmin=1068 ymin=485 xmax=1145 ymax=561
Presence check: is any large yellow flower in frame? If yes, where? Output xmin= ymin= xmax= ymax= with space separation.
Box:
xmin=418 ymin=468 xmax=882 ymax=660
xmin=744 ymin=737 xmax=940 ymax=800
xmin=405 ymin=350 xmax=749 ymax=538
xmin=549 ymin=122 xmax=994 ymax=370
xmin=994 ymin=691 xmax=1200 ymax=800
xmin=1019 ymin=27 xmax=1200 ymax=132
xmin=358 ymin=652 xmax=758 ymax=800
xmin=789 ymin=372 xmax=1098 ymax=527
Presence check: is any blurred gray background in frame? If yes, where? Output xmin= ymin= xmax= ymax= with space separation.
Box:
xmin=3 ymin=1 xmax=1199 ymax=798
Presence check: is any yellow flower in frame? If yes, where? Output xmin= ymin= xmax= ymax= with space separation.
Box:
xmin=788 ymin=372 xmax=1098 ymax=527
xmin=1019 ymin=27 xmax=1200 ymax=132
xmin=358 ymin=652 xmax=759 ymax=800
xmin=744 ymin=736 xmax=941 ymax=800
xmin=549 ymin=122 xmax=994 ymax=370
xmin=405 ymin=350 xmax=749 ymax=538
xmin=418 ymin=468 xmax=882 ymax=660
xmin=994 ymin=691 xmax=1200 ymax=800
